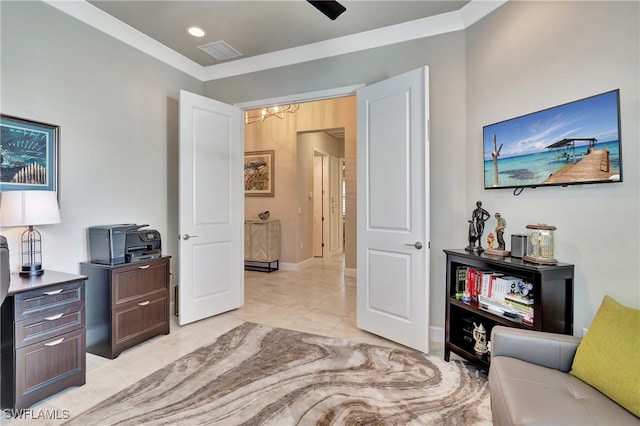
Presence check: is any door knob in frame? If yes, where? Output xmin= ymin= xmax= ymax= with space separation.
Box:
xmin=181 ymin=234 xmax=198 ymax=241
xmin=405 ymin=241 xmax=423 ymax=250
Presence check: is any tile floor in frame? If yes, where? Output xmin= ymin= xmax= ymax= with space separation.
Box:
xmin=3 ymin=255 xmax=445 ymax=425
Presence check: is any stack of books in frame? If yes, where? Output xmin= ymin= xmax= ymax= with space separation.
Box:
xmin=456 ymin=266 xmax=534 ymax=324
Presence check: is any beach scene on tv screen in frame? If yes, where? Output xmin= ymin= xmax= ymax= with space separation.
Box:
xmin=483 ymin=90 xmax=621 ymax=189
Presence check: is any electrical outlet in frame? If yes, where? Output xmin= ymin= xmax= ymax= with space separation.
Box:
xmin=300 ymin=242 xmax=304 ymax=249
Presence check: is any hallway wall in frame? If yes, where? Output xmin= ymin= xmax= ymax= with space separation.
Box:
xmin=244 ymin=97 xmax=355 ymax=267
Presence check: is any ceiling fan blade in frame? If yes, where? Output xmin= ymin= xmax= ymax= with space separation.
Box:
xmin=307 ymin=0 xmax=346 ymax=21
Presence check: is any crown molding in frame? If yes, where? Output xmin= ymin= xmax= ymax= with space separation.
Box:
xmin=44 ymin=0 xmax=507 ymax=83
xmin=44 ymin=0 xmax=204 ymax=80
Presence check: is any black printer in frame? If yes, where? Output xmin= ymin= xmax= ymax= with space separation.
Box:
xmin=88 ymin=224 xmax=161 ymax=265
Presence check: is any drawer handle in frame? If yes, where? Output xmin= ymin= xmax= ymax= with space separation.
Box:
xmin=45 ymin=338 xmax=65 ymax=347
xmin=138 ymin=265 xmax=150 ymax=269
xmin=44 ymin=313 xmax=64 ymax=321
xmin=138 ymin=301 xmax=150 ymax=306
xmin=44 ymin=289 xmax=63 ymax=295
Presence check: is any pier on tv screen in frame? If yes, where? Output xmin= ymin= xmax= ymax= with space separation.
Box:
xmin=483 ymin=90 xmax=622 ymax=190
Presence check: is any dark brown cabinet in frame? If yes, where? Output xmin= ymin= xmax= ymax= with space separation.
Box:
xmin=81 ymin=256 xmax=170 ymax=359
xmin=1 ymin=271 xmax=87 ymax=410
xmin=444 ymin=249 xmax=574 ymax=371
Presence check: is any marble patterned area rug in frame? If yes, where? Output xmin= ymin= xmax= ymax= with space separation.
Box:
xmin=66 ymin=322 xmax=491 ymax=425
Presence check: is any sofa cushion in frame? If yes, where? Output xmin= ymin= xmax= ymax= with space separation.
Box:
xmin=570 ymin=295 xmax=640 ymax=417
xmin=490 ymin=356 xmax=640 ymax=425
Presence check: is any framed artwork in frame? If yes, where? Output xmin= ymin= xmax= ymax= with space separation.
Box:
xmin=244 ymin=150 xmax=274 ymax=197
xmin=0 ymin=114 xmax=59 ymax=193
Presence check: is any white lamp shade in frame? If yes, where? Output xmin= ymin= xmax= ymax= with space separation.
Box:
xmin=0 ymin=191 xmax=61 ymax=227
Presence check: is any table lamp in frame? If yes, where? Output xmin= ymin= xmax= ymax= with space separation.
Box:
xmin=0 ymin=190 xmax=61 ymax=276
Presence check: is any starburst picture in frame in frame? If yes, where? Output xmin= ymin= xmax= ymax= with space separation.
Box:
xmin=244 ymin=150 xmax=274 ymax=197
xmin=0 ymin=114 xmax=59 ymax=192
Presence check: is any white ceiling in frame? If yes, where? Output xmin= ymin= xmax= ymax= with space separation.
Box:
xmin=87 ymin=1 xmax=470 ymax=67
xmin=48 ymin=0 xmax=507 ymax=81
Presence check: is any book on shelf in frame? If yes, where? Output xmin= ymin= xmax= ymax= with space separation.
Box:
xmin=455 ymin=266 xmax=535 ymax=317
xmin=478 ymin=295 xmax=519 ymax=317
xmin=455 ymin=266 xmax=468 ymax=299
xmin=504 ymin=292 xmax=534 ymax=306
xmin=462 ymin=267 xmax=495 ymax=300
xmin=479 ymin=295 xmax=534 ymax=324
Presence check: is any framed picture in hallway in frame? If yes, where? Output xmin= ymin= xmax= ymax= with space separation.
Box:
xmin=0 ymin=114 xmax=59 ymax=193
xmin=244 ymin=150 xmax=275 ymax=197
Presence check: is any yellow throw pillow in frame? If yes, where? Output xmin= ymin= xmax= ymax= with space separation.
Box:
xmin=570 ymin=295 xmax=640 ymax=417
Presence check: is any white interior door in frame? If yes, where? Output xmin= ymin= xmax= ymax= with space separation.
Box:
xmin=356 ymin=67 xmax=430 ymax=353
xmin=178 ymin=90 xmax=244 ymax=326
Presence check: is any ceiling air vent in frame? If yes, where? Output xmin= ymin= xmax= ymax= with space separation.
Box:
xmin=198 ymin=40 xmax=242 ymax=61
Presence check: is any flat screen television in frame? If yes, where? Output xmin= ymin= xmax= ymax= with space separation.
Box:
xmin=483 ymin=89 xmax=622 ymax=191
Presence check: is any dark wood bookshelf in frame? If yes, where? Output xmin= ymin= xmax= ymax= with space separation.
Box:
xmin=443 ymin=249 xmax=574 ymax=371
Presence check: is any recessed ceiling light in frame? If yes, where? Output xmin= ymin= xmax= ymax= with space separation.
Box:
xmin=187 ymin=26 xmax=206 ymax=38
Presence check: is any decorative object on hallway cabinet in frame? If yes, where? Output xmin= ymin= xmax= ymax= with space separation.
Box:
xmin=244 ymin=150 xmax=275 ymax=197
xmin=80 ymin=256 xmax=171 ymax=359
xmin=0 ymin=114 xmax=59 ymax=192
xmin=245 ymin=220 xmax=280 ymax=272
xmin=444 ymin=249 xmax=573 ymax=371
xmin=0 ymin=270 xmax=87 ymax=410
xmin=258 ymin=210 xmax=270 ymax=220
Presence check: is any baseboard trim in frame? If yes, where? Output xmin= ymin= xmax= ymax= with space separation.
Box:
xmin=279 ymin=258 xmax=315 ymax=271
xmin=430 ymin=325 xmax=444 ymax=344
xmin=344 ymin=268 xmax=357 ymax=277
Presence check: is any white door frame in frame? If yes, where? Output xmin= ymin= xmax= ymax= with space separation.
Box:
xmin=234 ymin=85 xmax=363 ymax=110
xmin=236 ymin=85 xmax=361 ymax=263
xmin=313 ymin=152 xmax=325 ymax=257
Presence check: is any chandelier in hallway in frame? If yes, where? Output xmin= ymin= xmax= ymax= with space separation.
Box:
xmin=244 ymin=104 xmax=300 ymax=124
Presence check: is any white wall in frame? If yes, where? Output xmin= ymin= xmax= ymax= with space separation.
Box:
xmin=465 ymin=1 xmax=640 ymax=332
xmin=0 ymin=2 xmax=203 ymax=279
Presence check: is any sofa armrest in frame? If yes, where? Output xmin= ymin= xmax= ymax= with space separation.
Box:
xmin=490 ymin=326 xmax=581 ymax=372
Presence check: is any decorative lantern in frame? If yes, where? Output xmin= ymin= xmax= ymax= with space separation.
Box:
xmin=523 ymin=224 xmax=557 ymax=265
